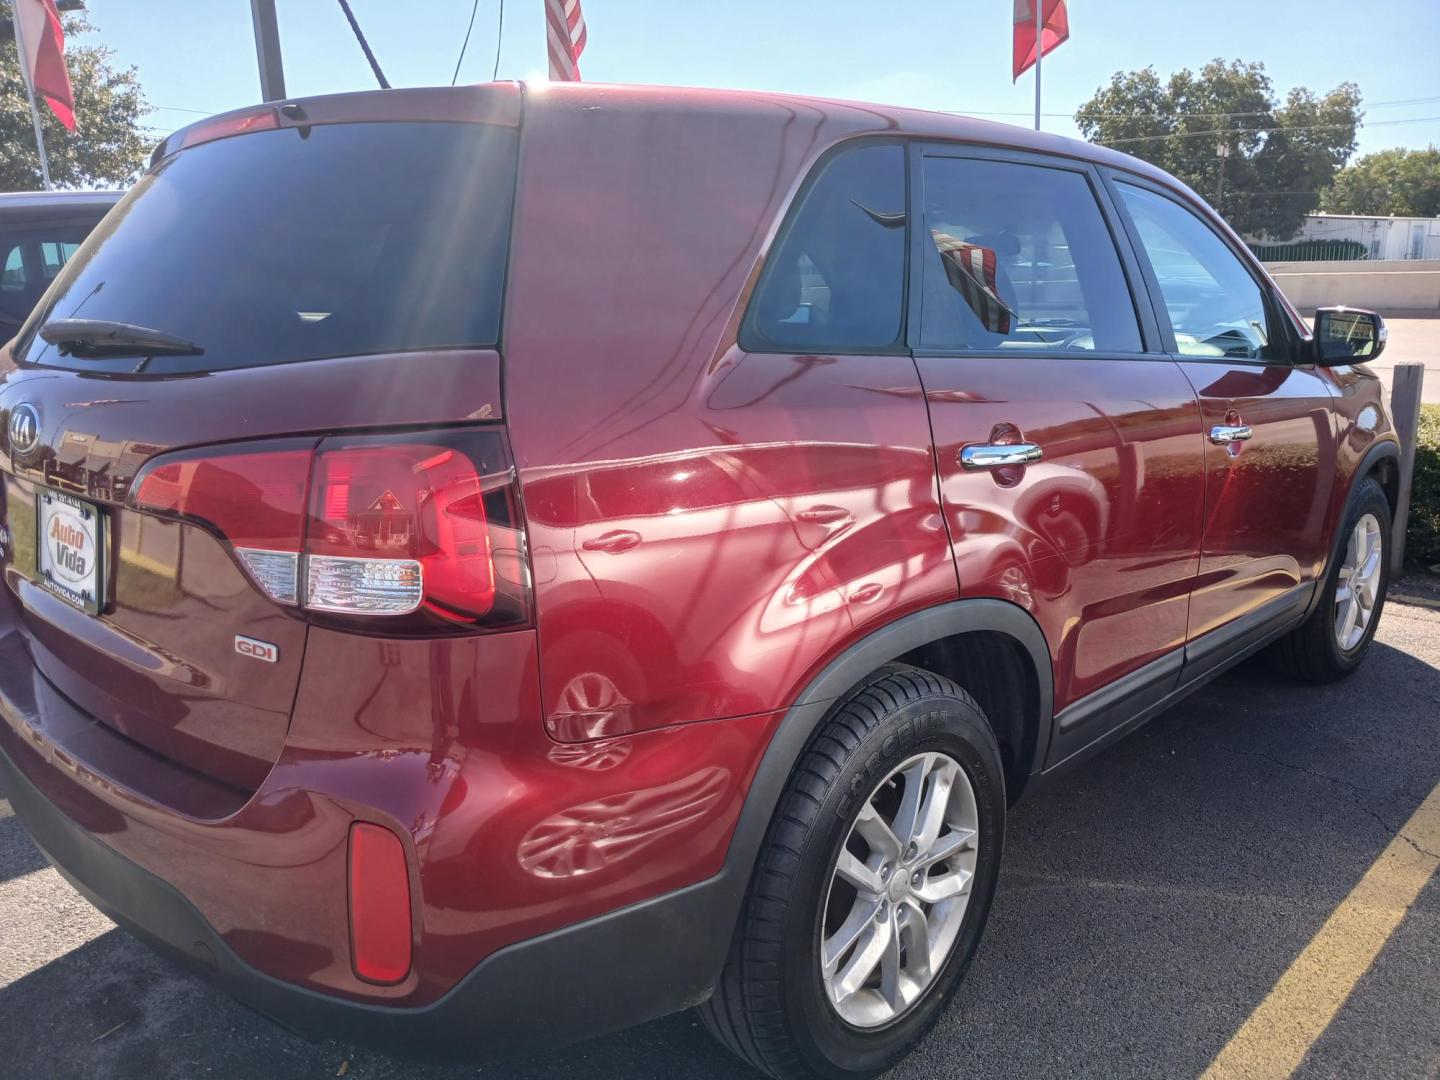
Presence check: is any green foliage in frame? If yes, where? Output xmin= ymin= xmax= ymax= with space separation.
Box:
xmin=1249 ymin=238 xmax=1368 ymax=262
xmin=1075 ymin=59 xmax=1361 ymax=240
xmin=1410 ymin=405 xmax=1440 ymax=570
xmin=1322 ymin=147 xmax=1440 ymax=218
xmin=0 ymin=13 xmax=149 ymax=191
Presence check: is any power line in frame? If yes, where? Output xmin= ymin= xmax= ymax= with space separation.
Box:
xmin=451 ymin=0 xmax=481 ymax=86
xmin=141 ymin=90 xmax=1440 ymax=130
xmin=1097 ymin=115 xmax=1440 ymax=147
xmin=492 ymin=0 xmax=505 ymax=82
xmin=968 ymin=94 xmax=1440 ymax=122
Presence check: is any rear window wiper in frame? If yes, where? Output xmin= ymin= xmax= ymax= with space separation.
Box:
xmin=38 ymin=318 xmax=204 ymax=358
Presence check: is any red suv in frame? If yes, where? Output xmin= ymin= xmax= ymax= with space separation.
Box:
xmin=0 ymin=83 xmax=1397 ymax=1079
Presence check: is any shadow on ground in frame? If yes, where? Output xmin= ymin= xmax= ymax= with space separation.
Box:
xmin=3 ymin=620 xmax=1438 ymax=1080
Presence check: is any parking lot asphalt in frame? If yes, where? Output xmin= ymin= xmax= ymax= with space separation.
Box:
xmin=2 ymin=594 xmax=1438 ymax=1080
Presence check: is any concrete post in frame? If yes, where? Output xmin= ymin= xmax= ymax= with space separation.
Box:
xmin=1390 ymin=361 xmax=1426 ymax=576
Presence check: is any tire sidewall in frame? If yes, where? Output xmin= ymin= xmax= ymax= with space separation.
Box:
xmin=1319 ymin=480 xmax=1392 ymax=672
xmin=781 ymin=692 xmax=1006 ymax=1079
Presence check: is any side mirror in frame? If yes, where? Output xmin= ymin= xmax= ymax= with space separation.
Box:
xmin=1311 ymin=307 xmax=1386 ymax=366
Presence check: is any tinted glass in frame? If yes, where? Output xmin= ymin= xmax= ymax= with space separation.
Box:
xmin=920 ymin=157 xmax=1141 ymax=352
xmin=1117 ymin=183 xmax=1274 ymax=360
xmin=0 ymin=220 xmax=97 ymax=333
xmin=20 ymin=122 xmax=518 ymax=373
xmin=745 ymin=143 xmax=905 ymax=352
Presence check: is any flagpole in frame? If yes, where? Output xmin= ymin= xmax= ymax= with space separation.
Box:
xmin=1033 ymin=0 xmax=1042 ymax=131
xmin=10 ymin=1 xmax=54 ymax=190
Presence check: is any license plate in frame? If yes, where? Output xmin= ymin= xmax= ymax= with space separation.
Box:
xmin=37 ymin=490 xmax=105 ymax=614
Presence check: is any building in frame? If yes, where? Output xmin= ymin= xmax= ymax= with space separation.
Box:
xmin=1286 ymin=213 xmax=1440 ymax=261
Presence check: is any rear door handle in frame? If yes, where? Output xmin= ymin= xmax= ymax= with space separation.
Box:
xmin=796 ymin=505 xmax=851 ymax=525
xmin=959 ymin=442 xmax=1043 ymax=470
xmin=1208 ymin=424 xmax=1253 ymax=445
xmin=582 ymin=529 xmax=641 ymax=554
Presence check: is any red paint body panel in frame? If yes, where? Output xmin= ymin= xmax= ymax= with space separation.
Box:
xmin=0 ymin=82 xmax=1400 ymax=1032
xmin=501 ymin=92 xmax=956 ymax=737
xmin=0 ymin=349 xmax=502 ymax=787
xmin=918 ymin=356 xmax=1204 ymax=710
xmin=1178 ymin=360 xmax=1338 ymax=637
xmin=0 ymin=601 xmax=779 ymax=1004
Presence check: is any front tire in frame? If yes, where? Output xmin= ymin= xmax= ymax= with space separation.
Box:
xmin=1268 ymin=477 xmax=1391 ymax=683
xmin=700 ymin=665 xmax=1006 ymax=1080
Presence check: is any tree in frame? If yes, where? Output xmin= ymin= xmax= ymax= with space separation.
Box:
xmin=1322 ymin=147 xmax=1440 ymax=218
xmin=1075 ymin=59 xmax=1361 ymax=239
xmin=0 ymin=9 xmax=149 ymax=191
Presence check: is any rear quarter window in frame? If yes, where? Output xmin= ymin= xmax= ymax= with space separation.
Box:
xmin=18 ymin=122 xmax=518 ymax=374
xmin=742 ymin=142 xmax=907 ymax=354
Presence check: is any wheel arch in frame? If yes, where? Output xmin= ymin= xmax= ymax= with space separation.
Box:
xmin=721 ymin=599 xmax=1053 ymax=887
xmin=1303 ymin=436 xmax=1400 ymax=622
xmin=1361 ymin=438 xmax=1402 ymax=515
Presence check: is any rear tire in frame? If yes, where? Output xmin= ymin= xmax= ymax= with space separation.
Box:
xmin=700 ymin=665 xmax=1005 ymax=1080
xmin=1267 ymin=477 xmax=1391 ymax=683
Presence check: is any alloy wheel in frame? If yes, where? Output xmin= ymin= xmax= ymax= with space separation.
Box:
xmin=819 ymin=751 xmax=980 ymax=1028
xmin=1335 ymin=512 xmax=1383 ymax=651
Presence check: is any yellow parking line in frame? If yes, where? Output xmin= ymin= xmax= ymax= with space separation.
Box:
xmin=1201 ymin=780 xmax=1440 ymax=1080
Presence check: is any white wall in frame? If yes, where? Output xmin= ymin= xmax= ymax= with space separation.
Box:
xmin=1264 ymin=260 xmax=1440 ymax=313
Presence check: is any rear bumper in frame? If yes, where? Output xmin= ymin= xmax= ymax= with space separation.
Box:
xmin=0 ymin=580 xmax=773 ymax=1056
xmin=0 ymin=734 xmax=736 ymax=1059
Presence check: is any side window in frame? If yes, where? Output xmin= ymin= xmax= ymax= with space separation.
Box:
xmin=1 ymin=224 xmax=94 ymax=303
xmin=1116 ymin=183 xmax=1276 ymax=360
xmin=1 ymin=244 xmax=25 ymax=292
xmin=920 ymin=157 xmax=1142 ymax=353
xmin=744 ymin=143 xmax=906 ymax=352
xmin=39 ymin=240 xmax=80 ymax=280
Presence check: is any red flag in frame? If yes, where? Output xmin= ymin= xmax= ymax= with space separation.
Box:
xmin=545 ymin=0 xmax=588 ymax=82
xmin=13 ymin=0 xmax=75 ymax=130
xmin=1013 ymin=0 xmax=1069 ymax=82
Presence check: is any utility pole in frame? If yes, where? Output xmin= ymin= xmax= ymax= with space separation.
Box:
xmin=1215 ymin=136 xmax=1230 ymax=214
xmin=250 ymin=0 xmax=286 ymax=102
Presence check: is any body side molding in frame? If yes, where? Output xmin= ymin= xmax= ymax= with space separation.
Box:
xmin=1038 ymin=582 xmax=1313 ymax=782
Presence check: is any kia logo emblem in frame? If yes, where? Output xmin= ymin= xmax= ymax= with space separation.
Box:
xmin=8 ymin=404 xmax=40 ymax=456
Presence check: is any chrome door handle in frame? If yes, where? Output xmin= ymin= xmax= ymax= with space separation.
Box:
xmin=1208 ymin=424 xmax=1253 ymax=445
xmin=959 ymin=442 xmax=1044 ymax=470
xmin=582 ymin=529 xmax=642 ymax=554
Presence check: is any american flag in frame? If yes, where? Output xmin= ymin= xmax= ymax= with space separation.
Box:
xmin=931 ymin=231 xmax=1015 ymax=335
xmin=545 ymin=0 xmax=588 ymax=81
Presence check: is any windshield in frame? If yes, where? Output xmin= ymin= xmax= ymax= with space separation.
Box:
xmin=17 ymin=121 xmax=518 ymax=374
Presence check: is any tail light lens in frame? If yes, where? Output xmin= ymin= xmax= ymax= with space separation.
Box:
xmin=129 ymin=429 xmax=531 ymax=633
xmin=152 ymin=106 xmax=280 ymax=165
xmin=348 ymin=822 xmax=413 ymax=985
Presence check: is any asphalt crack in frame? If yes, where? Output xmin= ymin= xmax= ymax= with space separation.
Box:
xmin=1220 ymin=744 xmax=1440 ymax=861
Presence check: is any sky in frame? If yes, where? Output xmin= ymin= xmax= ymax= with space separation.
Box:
xmin=79 ymin=0 xmax=1440 ymax=159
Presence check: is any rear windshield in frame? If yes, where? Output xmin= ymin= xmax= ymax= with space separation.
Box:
xmin=18 ymin=121 xmax=518 ymax=374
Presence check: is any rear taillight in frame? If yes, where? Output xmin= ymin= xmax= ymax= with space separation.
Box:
xmin=132 ymin=440 xmax=312 ymax=605
xmin=348 ymin=822 xmax=412 ymax=985
xmin=129 ymin=430 xmax=531 ymax=633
